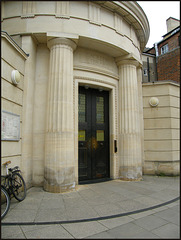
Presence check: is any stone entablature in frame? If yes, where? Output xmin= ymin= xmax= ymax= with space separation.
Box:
xmin=1 ymin=1 xmax=149 ymax=57
xmin=74 ymin=48 xmax=119 ymax=79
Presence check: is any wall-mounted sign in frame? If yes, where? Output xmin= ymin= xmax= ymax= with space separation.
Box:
xmin=1 ymin=110 xmax=20 ymax=141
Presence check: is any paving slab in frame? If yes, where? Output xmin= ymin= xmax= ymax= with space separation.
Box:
xmin=23 ymin=224 xmax=74 ymax=239
xmin=62 ymin=221 xmax=108 ymax=239
xmin=153 ymin=208 xmax=180 ymax=225
xmin=34 ymin=208 xmax=68 ymax=222
xmin=86 ymin=231 xmax=116 ymax=239
xmin=116 ymin=199 xmax=147 ymax=211
xmin=1 ymin=176 xmax=180 ymax=239
xmin=151 ymin=223 xmax=180 ymax=239
xmin=129 ymin=209 xmax=156 ymax=220
xmin=39 ymin=198 xmax=65 ymax=210
xmin=1 ymin=225 xmax=24 ymax=239
xmin=98 ymin=215 xmax=134 ymax=229
xmin=66 ymin=206 xmax=100 ymax=221
xmin=2 ymin=209 xmax=38 ymax=223
xmin=133 ymin=214 xmax=168 ymax=231
xmin=12 ymin=198 xmax=42 ymax=210
xmin=105 ymin=222 xmax=157 ymax=239
xmin=134 ymin=195 xmax=163 ymax=207
xmin=93 ymin=202 xmax=125 ymax=217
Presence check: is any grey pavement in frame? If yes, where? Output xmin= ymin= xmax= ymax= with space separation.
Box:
xmin=1 ymin=175 xmax=180 ymax=239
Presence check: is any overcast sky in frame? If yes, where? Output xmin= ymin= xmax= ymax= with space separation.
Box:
xmin=137 ymin=1 xmax=180 ymax=48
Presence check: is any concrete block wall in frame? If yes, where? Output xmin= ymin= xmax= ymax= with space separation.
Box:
xmin=142 ymin=81 xmax=180 ymax=176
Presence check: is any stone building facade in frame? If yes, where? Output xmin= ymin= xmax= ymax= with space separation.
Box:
xmin=1 ymin=1 xmax=179 ymax=193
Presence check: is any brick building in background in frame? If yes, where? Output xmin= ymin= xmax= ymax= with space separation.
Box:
xmin=143 ymin=17 xmax=180 ymax=83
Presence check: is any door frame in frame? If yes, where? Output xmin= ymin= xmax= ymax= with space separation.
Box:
xmin=78 ymin=86 xmax=110 ymax=182
xmin=74 ymin=77 xmax=119 ymax=185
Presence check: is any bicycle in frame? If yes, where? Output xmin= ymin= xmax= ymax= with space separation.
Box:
xmin=1 ymin=185 xmax=10 ymax=219
xmin=1 ymin=161 xmax=26 ymax=219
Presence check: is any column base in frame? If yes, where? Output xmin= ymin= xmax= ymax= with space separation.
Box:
xmin=119 ymin=166 xmax=142 ymax=181
xmin=43 ymin=166 xmax=76 ymax=193
xmin=44 ymin=181 xmax=76 ymax=193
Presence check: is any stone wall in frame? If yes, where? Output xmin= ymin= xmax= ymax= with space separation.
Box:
xmin=1 ymin=32 xmax=27 ymax=177
xmin=142 ymin=81 xmax=180 ymax=176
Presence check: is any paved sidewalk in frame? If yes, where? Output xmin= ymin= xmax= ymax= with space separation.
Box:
xmin=1 ymin=175 xmax=180 ymax=239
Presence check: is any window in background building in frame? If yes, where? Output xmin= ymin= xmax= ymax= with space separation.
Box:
xmin=143 ymin=69 xmax=148 ymax=76
xmin=161 ymin=44 xmax=169 ymax=54
xmin=178 ymin=35 xmax=180 ymax=46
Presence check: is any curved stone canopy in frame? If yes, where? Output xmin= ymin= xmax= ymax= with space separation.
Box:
xmin=95 ymin=1 xmax=150 ymax=50
xmin=1 ymin=1 xmax=150 ymax=58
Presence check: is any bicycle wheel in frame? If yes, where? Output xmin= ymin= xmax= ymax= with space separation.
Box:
xmin=1 ymin=186 xmax=10 ymax=219
xmin=11 ymin=172 xmax=26 ymax=201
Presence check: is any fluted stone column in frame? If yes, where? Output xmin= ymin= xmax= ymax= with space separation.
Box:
xmin=44 ymin=38 xmax=76 ymax=192
xmin=117 ymin=57 xmax=142 ymax=180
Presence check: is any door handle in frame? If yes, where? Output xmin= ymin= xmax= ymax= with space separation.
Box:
xmin=92 ymin=137 xmax=97 ymax=150
xmin=87 ymin=138 xmax=91 ymax=149
xmin=114 ymin=140 xmax=117 ymax=153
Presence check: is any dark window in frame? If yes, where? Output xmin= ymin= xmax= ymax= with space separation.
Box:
xmin=161 ymin=44 xmax=169 ymax=54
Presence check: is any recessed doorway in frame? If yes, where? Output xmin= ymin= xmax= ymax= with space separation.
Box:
xmin=78 ymin=86 xmax=110 ymax=182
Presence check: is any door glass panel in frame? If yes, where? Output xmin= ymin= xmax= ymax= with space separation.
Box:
xmin=78 ymin=130 xmax=86 ymax=141
xmin=96 ymin=97 xmax=104 ymax=123
xmin=96 ymin=130 xmax=104 ymax=141
xmin=79 ymin=94 xmax=86 ymax=123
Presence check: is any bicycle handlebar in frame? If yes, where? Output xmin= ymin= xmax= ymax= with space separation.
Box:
xmin=8 ymin=166 xmax=20 ymax=172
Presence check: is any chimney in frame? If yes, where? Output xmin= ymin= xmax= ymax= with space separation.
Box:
xmin=166 ymin=17 xmax=180 ymax=33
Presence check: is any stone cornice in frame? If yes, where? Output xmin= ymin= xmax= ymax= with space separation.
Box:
xmin=142 ymin=81 xmax=180 ymax=87
xmin=1 ymin=31 xmax=28 ymax=59
xmin=94 ymin=1 xmax=150 ymax=51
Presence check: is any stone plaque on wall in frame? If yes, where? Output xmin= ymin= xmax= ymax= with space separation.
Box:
xmin=1 ymin=110 xmax=20 ymax=141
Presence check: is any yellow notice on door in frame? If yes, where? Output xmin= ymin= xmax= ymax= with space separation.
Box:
xmin=78 ymin=130 xmax=85 ymax=141
xmin=96 ymin=130 xmax=104 ymax=141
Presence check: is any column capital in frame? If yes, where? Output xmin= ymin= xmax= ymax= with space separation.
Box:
xmin=47 ymin=37 xmax=77 ymax=51
xmin=116 ymin=53 xmax=142 ymax=68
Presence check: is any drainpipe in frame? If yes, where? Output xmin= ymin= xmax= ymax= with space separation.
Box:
xmin=154 ymin=42 xmax=159 ymax=58
xmin=154 ymin=42 xmax=158 ymax=81
xmin=147 ymin=57 xmax=150 ymax=82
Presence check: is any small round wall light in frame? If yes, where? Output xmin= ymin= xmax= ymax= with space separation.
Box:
xmin=149 ymin=97 xmax=159 ymax=107
xmin=11 ymin=70 xmax=21 ymax=85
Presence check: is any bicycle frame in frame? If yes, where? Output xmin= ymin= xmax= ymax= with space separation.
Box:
xmin=1 ymin=166 xmax=21 ymax=197
xmin=1 ymin=175 xmax=12 ymax=196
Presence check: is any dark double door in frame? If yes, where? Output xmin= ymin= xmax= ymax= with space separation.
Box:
xmin=78 ymin=86 xmax=110 ymax=182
